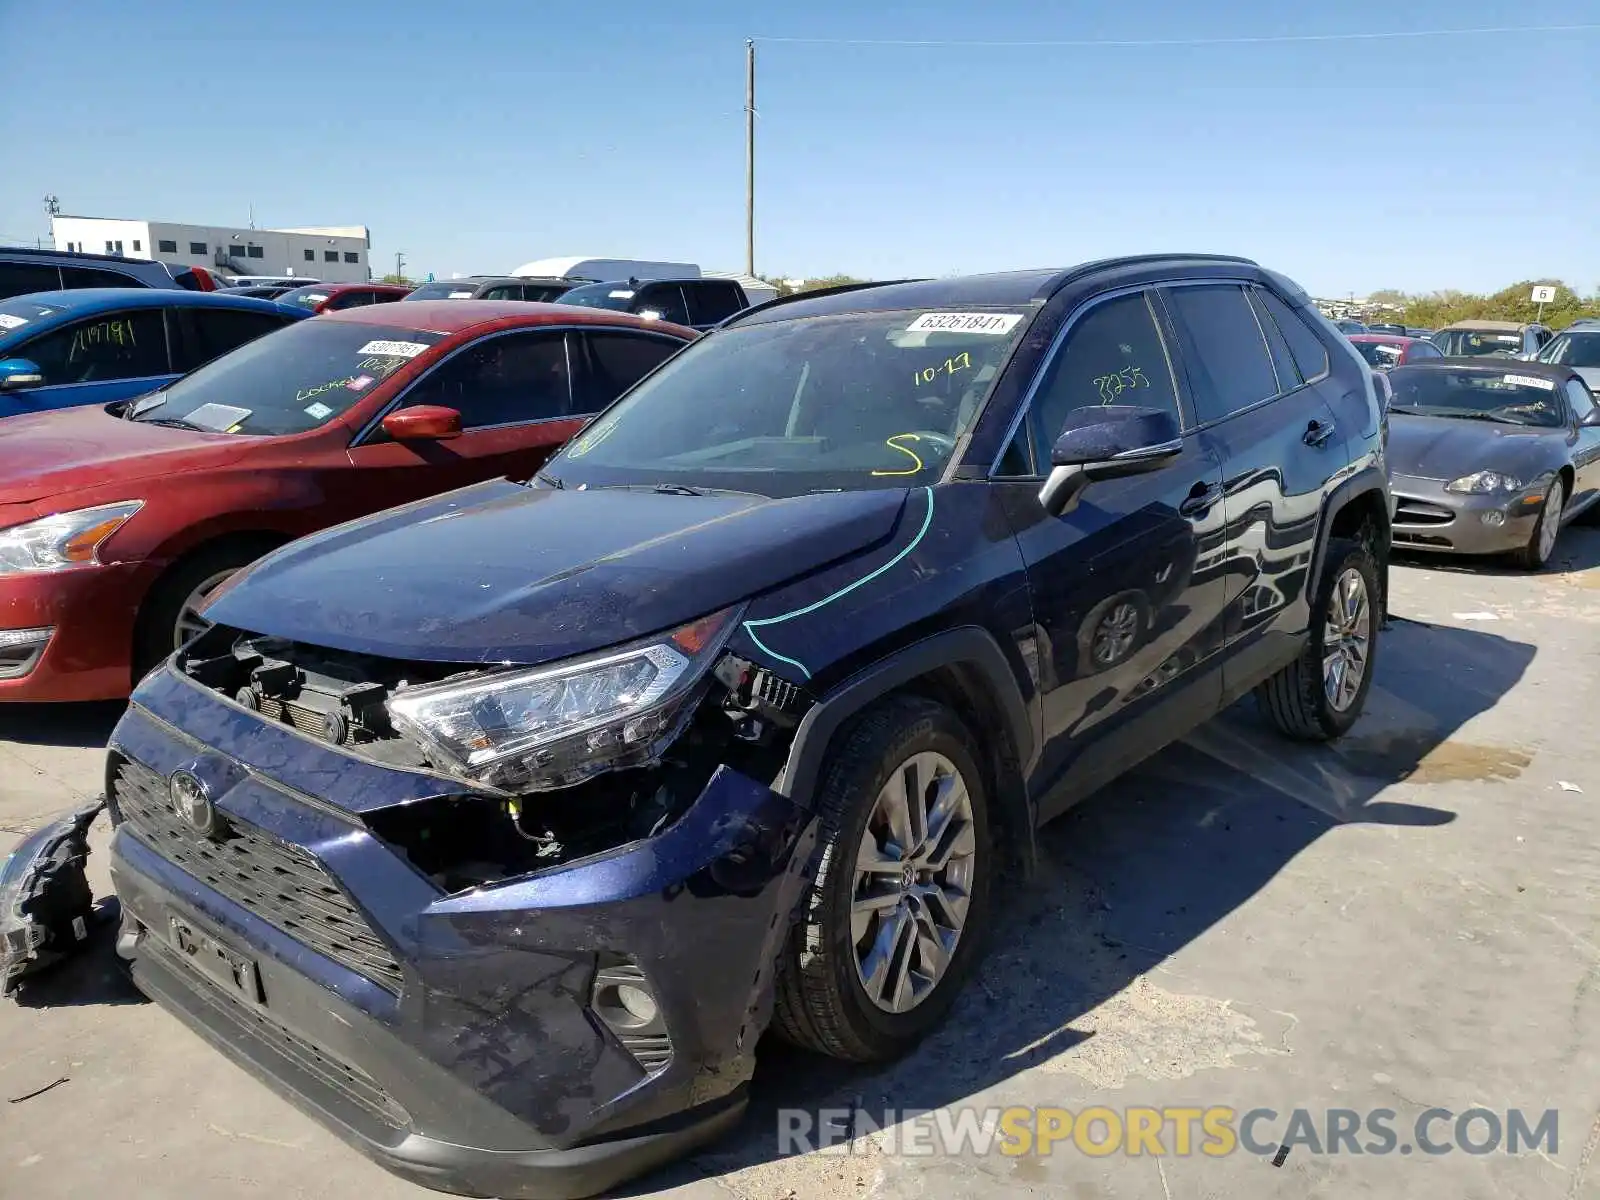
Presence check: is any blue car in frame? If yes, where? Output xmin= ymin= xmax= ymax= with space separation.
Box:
xmin=0 ymin=289 xmax=306 ymax=419
xmin=105 ymin=257 xmax=1390 ymax=1198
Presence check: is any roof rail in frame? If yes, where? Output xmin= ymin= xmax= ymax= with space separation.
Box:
xmin=721 ymin=279 xmax=927 ymax=327
xmin=1037 ymin=252 xmax=1259 ymax=300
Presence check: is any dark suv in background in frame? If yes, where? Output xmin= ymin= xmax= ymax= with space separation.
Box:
xmin=0 ymin=246 xmax=219 ymax=298
xmin=108 ymin=255 xmax=1389 ymax=1199
xmin=558 ymin=276 xmax=749 ymax=330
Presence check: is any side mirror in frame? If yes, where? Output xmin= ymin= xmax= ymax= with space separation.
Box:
xmin=382 ymin=405 xmax=462 ymax=441
xmin=1039 ymin=406 xmax=1183 ymax=516
xmin=0 ymin=358 xmax=44 ymax=390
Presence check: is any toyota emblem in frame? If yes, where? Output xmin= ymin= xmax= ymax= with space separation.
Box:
xmin=169 ymin=770 xmax=219 ymax=838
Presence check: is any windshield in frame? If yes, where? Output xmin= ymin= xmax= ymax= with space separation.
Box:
xmin=1433 ymin=328 xmax=1523 ymax=357
xmin=1354 ymin=340 xmax=1406 ymax=368
xmin=1538 ymin=331 xmax=1600 ymax=369
xmin=127 ymin=320 xmax=445 ymax=436
xmin=1387 ymin=368 xmax=1565 ymax=428
xmin=547 ymin=307 xmax=1035 ymax=497
xmin=405 ymin=280 xmax=480 ymax=300
xmin=555 ymin=282 xmax=635 ymax=313
xmin=276 ymin=285 xmax=332 ymax=310
xmin=0 ymin=297 xmax=69 ymax=343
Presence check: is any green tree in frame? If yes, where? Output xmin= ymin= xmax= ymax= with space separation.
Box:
xmin=1398 ymin=280 xmax=1600 ymax=331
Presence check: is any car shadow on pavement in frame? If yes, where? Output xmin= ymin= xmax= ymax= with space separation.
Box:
xmin=2 ymin=701 xmax=124 ymax=749
xmin=641 ymin=611 xmax=1537 ymax=1193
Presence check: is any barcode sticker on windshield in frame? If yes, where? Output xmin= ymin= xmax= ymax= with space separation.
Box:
xmin=1503 ymin=374 xmax=1556 ymax=391
xmin=906 ymin=312 xmax=1024 ymax=336
xmin=357 ymin=340 xmax=429 ymax=358
xmin=609 ymin=289 xmax=636 ymax=299
xmin=448 ymin=291 xmax=475 ymax=299
xmin=0 ymin=314 xmax=28 ymax=330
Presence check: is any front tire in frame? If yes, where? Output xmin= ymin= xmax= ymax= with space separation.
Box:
xmin=1513 ymin=475 xmax=1565 ymax=570
xmin=773 ymin=695 xmax=992 ymax=1062
xmin=132 ymin=543 xmax=266 ymax=682
xmin=1256 ymin=537 xmax=1379 ymax=741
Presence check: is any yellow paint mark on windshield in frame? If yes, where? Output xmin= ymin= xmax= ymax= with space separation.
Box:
xmin=871 ymin=433 xmax=926 ymax=477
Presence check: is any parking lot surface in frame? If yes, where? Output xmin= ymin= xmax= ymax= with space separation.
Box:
xmin=5 ymin=535 xmax=1600 ymax=1200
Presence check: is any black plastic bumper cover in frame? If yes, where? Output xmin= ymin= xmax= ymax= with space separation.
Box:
xmin=0 ymin=799 xmax=105 ymax=995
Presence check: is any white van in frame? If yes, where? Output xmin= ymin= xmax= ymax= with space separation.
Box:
xmin=508 ymin=256 xmax=701 ymax=282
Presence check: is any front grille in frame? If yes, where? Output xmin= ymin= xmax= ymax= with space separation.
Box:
xmin=1394 ymin=497 xmax=1455 ymax=526
xmin=112 ymin=758 xmax=405 ymax=994
xmin=143 ymin=933 xmax=409 ymax=1129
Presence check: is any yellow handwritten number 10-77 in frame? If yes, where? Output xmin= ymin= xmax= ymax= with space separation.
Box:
xmin=913 ymin=351 xmax=972 ymax=388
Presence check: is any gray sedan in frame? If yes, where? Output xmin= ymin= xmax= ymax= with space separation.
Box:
xmin=1386 ymin=360 xmax=1600 ymax=569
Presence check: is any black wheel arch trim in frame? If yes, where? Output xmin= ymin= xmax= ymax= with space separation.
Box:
xmin=772 ymin=626 xmax=1035 ymax=810
xmin=1310 ymin=466 xmax=1392 ymax=607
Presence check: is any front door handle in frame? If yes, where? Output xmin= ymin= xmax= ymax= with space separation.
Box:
xmin=1304 ymin=419 xmax=1338 ymax=447
xmin=1179 ymin=481 xmax=1224 ymax=517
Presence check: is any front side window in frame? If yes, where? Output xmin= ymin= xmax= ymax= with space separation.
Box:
xmin=1539 ymin=331 xmax=1600 ymax=369
xmin=1565 ymin=379 xmax=1597 ymax=422
xmin=18 ymin=308 xmax=170 ymax=384
xmin=1025 ymin=290 xmax=1182 ymax=467
xmin=59 ymin=266 xmax=139 ymax=289
xmin=398 ymin=331 xmax=572 ymax=429
xmin=686 ymin=282 xmax=743 ymax=326
xmin=0 ymin=263 xmax=61 ymax=300
xmin=634 ymin=284 xmax=690 ymax=326
xmin=1386 ymin=367 xmax=1565 ymax=428
xmin=127 ymin=319 xmax=444 ymax=435
xmin=552 ymin=307 xmax=1034 ymax=497
xmin=1163 ymin=284 xmax=1280 ymax=423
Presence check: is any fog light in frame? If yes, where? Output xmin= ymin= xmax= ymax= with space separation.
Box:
xmin=592 ymin=961 xmax=673 ymax=1074
xmin=1480 ymin=511 xmax=1506 ymax=527
xmin=616 ymin=983 xmax=659 ymax=1024
xmin=0 ymin=626 xmax=53 ymax=681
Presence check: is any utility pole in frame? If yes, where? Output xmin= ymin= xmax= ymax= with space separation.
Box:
xmin=395 ymin=250 xmax=405 ymax=283
xmin=745 ymin=38 xmax=755 ymax=278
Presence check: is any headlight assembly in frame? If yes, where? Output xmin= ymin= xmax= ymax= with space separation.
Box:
xmin=386 ymin=606 xmax=742 ymax=791
xmin=0 ymin=502 xmax=144 ymax=576
xmin=1444 ymin=471 xmax=1522 ymax=495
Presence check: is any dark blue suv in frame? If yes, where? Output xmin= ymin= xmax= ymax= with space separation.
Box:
xmin=107 ymin=255 xmax=1391 ymax=1199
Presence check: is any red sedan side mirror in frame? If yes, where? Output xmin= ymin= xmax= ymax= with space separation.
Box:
xmin=383 ymin=405 xmax=462 ymax=441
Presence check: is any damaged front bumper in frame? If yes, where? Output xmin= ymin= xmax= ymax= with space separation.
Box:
xmin=107 ymin=665 xmax=816 ymax=1200
xmin=1 ymin=799 xmax=105 ymax=995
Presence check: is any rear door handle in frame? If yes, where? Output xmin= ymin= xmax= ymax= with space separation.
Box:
xmin=1304 ymin=419 xmax=1338 ymax=447
xmin=1179 ymin=481 xmax=1224 ymax=517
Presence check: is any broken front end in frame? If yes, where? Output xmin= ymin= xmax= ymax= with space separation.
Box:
xmin=106 ymin=611 xmax=816 ymax=1200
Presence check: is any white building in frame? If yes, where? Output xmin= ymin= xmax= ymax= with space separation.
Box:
xmin=50 ymin=215 xmax=372 ymax=283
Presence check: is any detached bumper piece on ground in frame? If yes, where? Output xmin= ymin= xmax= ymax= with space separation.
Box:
xmin=1 ymin=799 xmax=105 ymax=995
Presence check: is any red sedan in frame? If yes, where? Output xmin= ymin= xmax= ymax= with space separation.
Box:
xmin=1347 ymin=333 xmax=1445 ymax=371
xmin=0 ymin=301 xmax=694 ymax=701
xmin=275 ymin=281 xmax=414 ymax=314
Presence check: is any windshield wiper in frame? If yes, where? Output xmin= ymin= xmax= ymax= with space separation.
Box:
xmin=535 ymin=470 xmax=564 ymax=489
xmin=139 ymin=417 xmax=211 ymax=432
xmin=652 ymin=483 xmax=708 ymax=496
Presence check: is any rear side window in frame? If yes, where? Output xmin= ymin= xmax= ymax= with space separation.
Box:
xmin=685 ymin=282 xmax=743 ymax=327
xmin=1163 ymin=284 xmax=1280 ymax=423
xmin=1026 ymin=290 xmax=1183 ymax=464
xmin=179 ymin=308 xmax=293 ymax=371
xmin=58 ymin=266 xmax=143 ymax=290
xmin=399 ymin=331 xmax=573 ymax=428
xmin=576 ymin=331 xmax=682 ymax=413
xmin=18 ymin=308 xmax=171 ymax=384
xmin=1246 ymin=288 xmax=1302 ymax=391
xmin=1255 ymin=288 xmax=1330 ymax=382
xmin=1409 ymin=341 xmax=1442 ymax=360
xmin=0 ymin=262 xmax=61 ymax=300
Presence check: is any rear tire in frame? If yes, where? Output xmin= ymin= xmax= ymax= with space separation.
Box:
xmin=1257 ymin=537 xmax=1379 ymax=741
xmin=773 ymin=695 xmax=992 ymax=1062
xmin=132 ymin=542 xmax=268 ymax=682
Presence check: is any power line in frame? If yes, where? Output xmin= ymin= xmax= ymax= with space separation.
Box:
xmin=754 ymin=22 xmax=1600 ymax=49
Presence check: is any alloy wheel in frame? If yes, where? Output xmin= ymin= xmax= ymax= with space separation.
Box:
xmin=1322 ymin=567 xmax=1371 ymax=713
xmin=1538 ymin=478 xmax=1565 ymax=563
xmin=1093 ymin=601 xmax=1142 ymax=666
xmin=850 ymin=751 xmax=977 ymax=1014
xmin=173 ymin=569 xmax=237 ymax=651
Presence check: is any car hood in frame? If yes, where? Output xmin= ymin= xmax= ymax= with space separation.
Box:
xmin=203 ymin=480 xmax=912 ymax=664
xmin=1387 ymin=413 xmax=1563 ymax=482
xmin=0 ymin=406 xmax=248 ymax=507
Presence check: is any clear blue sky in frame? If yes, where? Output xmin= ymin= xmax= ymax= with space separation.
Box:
xmin=1 ymin=0 xmax=1596 ymax=298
